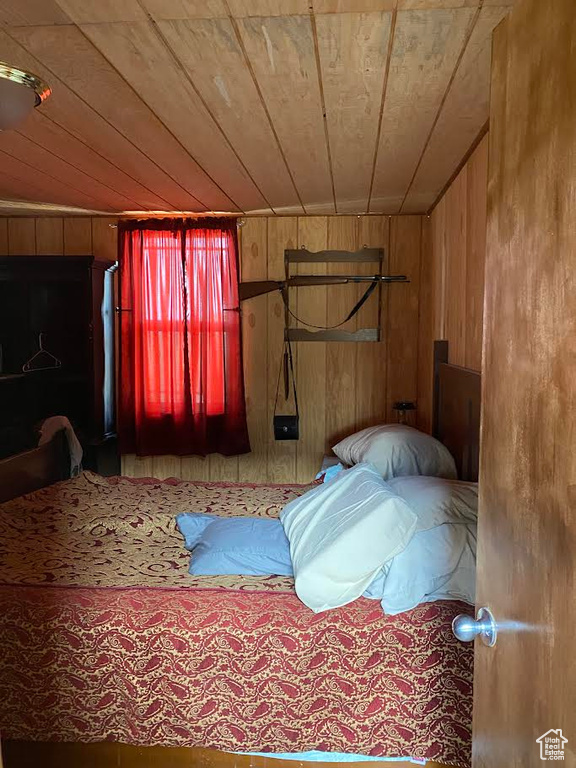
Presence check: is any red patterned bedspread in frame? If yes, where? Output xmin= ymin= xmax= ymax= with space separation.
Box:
xmin=0 ymin=474 xmax=473 ymax=766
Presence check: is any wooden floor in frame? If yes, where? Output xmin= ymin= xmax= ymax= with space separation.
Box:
xmin=1 ymin=742 xmax=450 ymax=768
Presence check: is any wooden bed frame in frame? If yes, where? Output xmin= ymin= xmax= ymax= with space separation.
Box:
xmin=0 ymin=429 xmax=70 ymax=504
xmin=432 ymin=340 xmax=481 ymax=482
xmin=0 ymin=342 xmax=480 ymax=768
xmin=1 ymin=741 xmax=448 ymax=768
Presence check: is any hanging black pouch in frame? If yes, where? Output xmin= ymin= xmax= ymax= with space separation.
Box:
xmin=273 ymin=414 xmax=299 ymax=440
xmin=273 ymin=339 xmax=299 ymax=440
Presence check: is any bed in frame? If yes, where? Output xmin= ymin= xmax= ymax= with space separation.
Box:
xmin=0 ymin=342 xmax=480 ymax=767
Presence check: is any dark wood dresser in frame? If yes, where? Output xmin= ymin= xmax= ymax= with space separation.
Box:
xmin=0 ymin=255 xmax=119 ymax=474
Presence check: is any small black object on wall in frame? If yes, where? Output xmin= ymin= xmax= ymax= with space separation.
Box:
xmin=392 ymin=401 xmax=416 ymax=424
xmin=273 ymin=339 xmax=299 ymax=441
xmin=273 ymin=414 xmax=299 ymax=441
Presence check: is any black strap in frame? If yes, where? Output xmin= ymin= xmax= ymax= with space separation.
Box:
xmin=274 ymin=338 xmax=299 ymax=417
xmin=273 ymin=281 xmax=378 ymax=417
xmin=343 ymin=280 xmax=378 ymax=323
xmin=280 ymin=278 xmax=379 ymax=330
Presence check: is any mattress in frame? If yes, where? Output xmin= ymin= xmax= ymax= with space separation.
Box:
xmin=0 ymin=472 xmax=473 ymax=766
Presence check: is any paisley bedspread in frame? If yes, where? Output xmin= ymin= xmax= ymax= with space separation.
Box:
xmin=0 ymin=473 xmax=473 ymax=766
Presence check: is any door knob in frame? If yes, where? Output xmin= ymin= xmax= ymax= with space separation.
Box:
xmin=452 ymin=606 xmax=497 ymax=646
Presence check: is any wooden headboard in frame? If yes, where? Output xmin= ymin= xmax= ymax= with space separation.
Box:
xmin=0 ymin=429 xmax=70 ymax=504
xmin=432 ymin=340 xmax=481 ymax=482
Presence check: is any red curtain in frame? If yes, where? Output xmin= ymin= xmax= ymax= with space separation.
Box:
xmin=119 ymin=218 xmax=250 ymax=457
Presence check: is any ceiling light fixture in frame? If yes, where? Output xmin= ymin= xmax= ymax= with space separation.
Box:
xmin=0 ymin=61 xmax=51 ymax=131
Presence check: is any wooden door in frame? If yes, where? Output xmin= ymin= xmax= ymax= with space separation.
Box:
xmin=473 ymin=0 xmax=576 ymax=765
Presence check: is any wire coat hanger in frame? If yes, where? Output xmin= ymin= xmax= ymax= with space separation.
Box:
xmin=22 ymin=332 xmax=62 ymax=373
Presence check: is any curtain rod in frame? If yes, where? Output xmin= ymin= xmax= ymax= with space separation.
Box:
xmin=109 ymin=217 xmax=245 ymax=229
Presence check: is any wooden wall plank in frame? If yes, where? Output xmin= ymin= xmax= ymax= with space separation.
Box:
xmin=402 ymin=6 xmax=508 ymax=213
xmin=21 ymin=112 xmax=164 ymax=212
xmin=465 ymin=136 xmax=488 ymax=371
xmin=295 ymin=216 xmax=328 ymax=482
xmin=0 ymin=174 xmax=74 ymax=214
xmin=8 ymin=219 xmax=36 ymax=255
xmin=35 ymin=218 xmax=64 ymax=255
xmin=238 ymin=218 xmax=269 ymax=482
xmin=237 ymin=16 xmax=335 ymax=214
xmin=121 ymin=455 xmax=154 ymax=477
xmin=0 ymin=132 xmax=136 ymax=212
xmin=158 ymin=18 xmax=302 ymax=214
xmin=0 ymin=150 xmax=108 ymax=212
xmin=316 ymin=11 xmax=391 ymax=213
xmin=208 ymin=454 xmax=239 ymax=482
xmin=91 ymin=218 xmax=119 ymax=261
xmin=0 ymin=219 xmax=8 ymax=255
xmin=0 ymin=5 xmax=502 ymax=218
xmin=399 ymin=0 xmax=478 ymax=7
xmin=180 ymin=456 xmax=210 ymax=481
xmin=416 ymin=215 xmax=434 ymax=432
xmin=53 ymin=0 xmax=148 ymax=23
xmin=0 ymin=0 xmax=72 ymax=25
xmin=72 ymin=20 xmax=265 ymax=212
xmin=431 ymin=195 xmax=447 ymax=339
xmin=64 ymin=218 xmax=92 ymax=255
xmin=227 ymin=0 xmax=308 ymax=14
xmin=325 ymin=216 xmax=359 ymax=447
xmin=418 ymin=133 xmax=488 ymax=432
xmin=443 ymin=167 xmax=467 ymax=366
xmin=266 ymin=216 xmax=298 ymax=482
xmin=143 ymin=0 xmax=228 ymax=20
xmin=356 ymin=215 xmax=389 ymax=428
xmin=0 ymin=27 xmax=209 ymax=213
xmin=386 ymin=216 xmax=421 ymax=422
xmin=315 ymin=0 xmax=396 ymax=11
xmin=370 ymin=8 xmax=476 ymax=213
xmin=152 ymin=456 xmax=182 ymax=479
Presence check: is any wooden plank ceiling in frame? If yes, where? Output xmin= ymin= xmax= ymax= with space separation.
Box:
xmin=0 ymin=0 xmax=513 ymax=216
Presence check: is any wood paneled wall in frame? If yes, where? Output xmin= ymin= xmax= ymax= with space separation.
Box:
xmin=0 ymin=216 xmax=117 ymax=261
xmin=236 ymin=215 xmax=428 ymax=484
xmin=432 ymin=135 xmax=488 ymax=371
xmin=416 ymin=134 xmax=489 ymax=432
xmin=0 ymin=213 xmax=431 ymax=484
xmin=127 ymin=215 xmax=429 ymax=484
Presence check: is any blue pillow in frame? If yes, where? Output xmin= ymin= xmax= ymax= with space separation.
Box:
xmin=176 ymin=514 xmax=293 ymax=577
xmin=175 ymin=512 xmax=216 ymax=550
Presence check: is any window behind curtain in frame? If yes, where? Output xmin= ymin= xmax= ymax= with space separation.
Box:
xmin=118 ymin=219 xmax=250 ymax=458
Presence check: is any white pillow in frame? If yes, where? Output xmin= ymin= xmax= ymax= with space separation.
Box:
xmin=280 ymin=463 xmax=417 ymax=613
xmin=388 ymin=475 xmax=477 ymax=531
xmin=332 ymin=424 xmax=457 ymax=481
xmin=364 ymin=476 xmax=477 ymax=614
xmin=379 ymin=522 xmax=477 ymax=615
